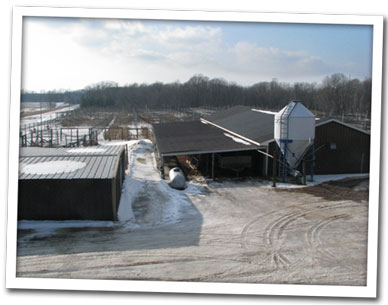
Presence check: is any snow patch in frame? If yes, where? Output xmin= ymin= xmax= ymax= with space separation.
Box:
xmin=263 ymin=173 xmax=369 ymax=189
xmin=307 ymin=173 xmax=369 ymax=186
xmin=251 ymin=109 xmax=277 ymax=115
xmin=18 ymin=220 xmax=117 ymax=240
xmin=20 ymin=160 xmax=86 ymax=175
xmin=18 ymin=220 xmax=116 ymax=231
xmin=100 ymin=140 xmax=138 ymax=147
xmin=224 ymin=133 xmax=251 ymax=145
xmin=117 ymin=139 xmax=202 ymax=229
xmin=67 ymin=147 xmax=107 ymax=154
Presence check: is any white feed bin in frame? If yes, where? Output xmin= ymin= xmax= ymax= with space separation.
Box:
xmin=169 ymin=167 xmax=186 ymax=190
xmin=274 ymin=101 xmax=315 ymax=169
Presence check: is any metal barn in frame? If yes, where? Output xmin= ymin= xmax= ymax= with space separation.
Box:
xmin=152 ymin=103 xmax=371 ymax=180
xmin=313 ymin=119 xmax=370 ymax=174
xmin=18 ymin=145 xmax=127 ymax=221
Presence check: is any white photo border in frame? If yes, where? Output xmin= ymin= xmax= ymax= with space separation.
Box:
xmin=6 ymin=6 xmax=384 ymax=298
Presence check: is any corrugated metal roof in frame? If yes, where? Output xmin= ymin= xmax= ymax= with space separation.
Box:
xmin=19 ymin=145 xmax=124 ymax=180
xmin=152 ymin=120 xmax=259 ymax=156
xmin=206 ymin=106 xmax=275 ymax=144
xmin=19 ymin=145 xmax=123 ymax=158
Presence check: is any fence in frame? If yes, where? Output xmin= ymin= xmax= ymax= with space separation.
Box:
xmin=20 ymin=126 xmax=150 ymax=148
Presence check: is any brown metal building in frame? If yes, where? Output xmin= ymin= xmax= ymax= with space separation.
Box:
xmin=314 ymin=119 xmax=370 ymax=174
xmin=18 ymin=145 xmax=127 ymax=221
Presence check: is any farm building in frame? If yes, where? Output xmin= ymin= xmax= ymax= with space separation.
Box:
xmin=18 ymin=145 xmax=127 ymax=221
xmin=314 ymin=119 xmax=370 ymax=174
xmin=152 ymin=101 xmax=370 ymax=180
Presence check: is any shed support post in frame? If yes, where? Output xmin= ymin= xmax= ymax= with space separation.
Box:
xmin=282 ymin=141 xmax=287 ymax=183
xmin=211 ymin=153 xmax=215 ymax=180
xmin=310 ymin=141 xmax=315 ymax=181
xmin=265 ymin=146 xmax=269 ymax=177
xmin=272 ymin=148 xmax=277 ymax=187
xmin=160 ymin=157 xmax=165 ymax=179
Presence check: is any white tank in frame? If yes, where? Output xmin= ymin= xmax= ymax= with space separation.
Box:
xmin=274 ymin=101 xmax=315 ymax=169
xmin=169 ymin=167 xmax=186 ymax=190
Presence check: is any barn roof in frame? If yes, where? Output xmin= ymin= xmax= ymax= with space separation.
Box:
xmin=204 ymin=106 xmax=275 ymax=144
xmin=19 ymin=145 xmax=125 ymax=180
xmin=19 ymin=145 xmax=124 ymax=157
xmin=315 ymin=118 xmax=370 ymax=135
xmin=152 ymin=120 xmax=260 ymax=156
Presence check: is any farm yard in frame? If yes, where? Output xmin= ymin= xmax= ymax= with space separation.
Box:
xmin=16 ymin=138 xmax=369 ymax=285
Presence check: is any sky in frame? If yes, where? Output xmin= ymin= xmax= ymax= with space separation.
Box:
xmin=21 ymin=17 xmax=373 ymax=92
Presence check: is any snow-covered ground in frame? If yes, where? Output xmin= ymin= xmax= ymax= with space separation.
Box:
xmin=20 ymin=103 xmax=79 ymax=127
xmin=114 ymin=139 xmax=203 ymax=227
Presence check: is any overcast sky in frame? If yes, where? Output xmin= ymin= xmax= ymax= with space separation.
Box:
xmin=21 ymin=17 xmax=373 ymax=92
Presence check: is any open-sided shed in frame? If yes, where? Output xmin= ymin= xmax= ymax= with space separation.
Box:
xmin=152 ymin=120 xmax=267 ymax=178
xmin=18 ymin=145 xmax=127 ymax=221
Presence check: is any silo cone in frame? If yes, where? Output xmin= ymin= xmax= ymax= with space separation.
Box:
xmin=274 ymin=101 xmax=315 ymax=177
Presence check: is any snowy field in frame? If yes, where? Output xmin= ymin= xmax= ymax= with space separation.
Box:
xmin=20 ymin=103 xmax=79 ymax=128
xmin=16 ymin=140 xmax=369 ymax=286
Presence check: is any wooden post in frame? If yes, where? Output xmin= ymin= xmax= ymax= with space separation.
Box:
xmin=77 ymin=128 xmax=79 ymax=147
xmin=302 ymin=159 xmax=306 ymax=185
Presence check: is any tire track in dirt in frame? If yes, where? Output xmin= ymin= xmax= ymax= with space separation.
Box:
xmin=241 ymin=200 xmax=365 ymax=267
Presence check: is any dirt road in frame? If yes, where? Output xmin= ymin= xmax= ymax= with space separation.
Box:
xmin=16 ymin=141 xmax=368 ymax=286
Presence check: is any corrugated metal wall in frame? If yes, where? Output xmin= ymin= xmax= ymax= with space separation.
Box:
xmin=18 ymin=147 xmax=127 ymax=221
xmin=314 ymin=121 xmax=370 ymax=174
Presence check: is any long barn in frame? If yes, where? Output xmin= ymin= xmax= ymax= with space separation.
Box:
xmin=152 ymin=103 xmax=370 ymax=179
xmin=18 ymin=145 xmax=127 ymax=221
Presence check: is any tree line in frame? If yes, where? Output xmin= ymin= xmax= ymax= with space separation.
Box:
xmin=21 ymin=89 xmax=83 ymax=107
xmin=22 ymin=73 xmax=372 ymax=117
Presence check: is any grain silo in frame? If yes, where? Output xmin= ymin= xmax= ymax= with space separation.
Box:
xmin=274 ymin=101 xmax=315 ymax=181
